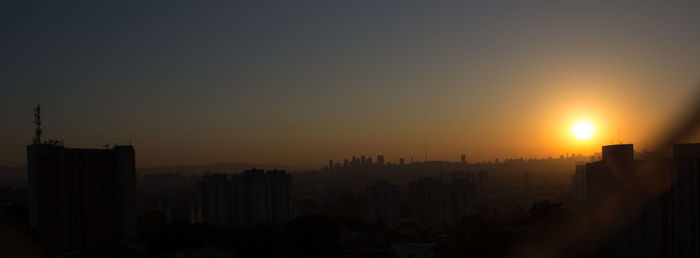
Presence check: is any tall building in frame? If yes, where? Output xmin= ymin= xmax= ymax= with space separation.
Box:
xmin=584 ymin=144 xmax=662 ymax=258
xmin=571 ymin=164 xmax=587 ymax=203
xmin=477 ymin=170 xmax=488 ymax=192
xmin=377 ymin=155 xmax=385 ymax=166
xmin=27 ymin=143 xmax=137 ymax=252
xmin=200 ymin=173 xmax=232 ymax=226
xmin=667 ymin=143 xmax=700 ymax=258
xmin=585 ymin=144 xmax=639 ymax=207
xmin=399 ymin=158 xmax=405 ymax=166
xmin=198 ymin=173 xmax=247 ymax=227
xmin=266 ymin=169 xmax=292 ymax=224
xmin=408 ymin=177 xmax=477 ymax=229
xmin=240 ymin=168 xmax=269 ymax=224
xmin=449 ymin=179 xmax=477 ymax=223
xmin=366 ymin=181 xmax=399 ymax=228
xmin=198 ymin=169 xmax=291 ymax=227
xmin=409 ymin=177 xmax=443 ymax=229
xmin=460 ymin=154 xmax=466 ymax=164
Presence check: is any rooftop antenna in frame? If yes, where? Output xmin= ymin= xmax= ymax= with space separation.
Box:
xmin=618 ymin=126 xmax=621 ymax=144
xmin=32 ymin=104 xmax=42 ymax=144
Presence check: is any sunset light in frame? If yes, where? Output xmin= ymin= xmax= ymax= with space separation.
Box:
xmin=571 ymin=120 xmax=596 ymax=141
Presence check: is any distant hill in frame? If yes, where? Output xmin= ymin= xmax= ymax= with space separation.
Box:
xmin=136 ymin=162 xmax=310 ymax=175
xmin=0 ymin=166 xmax=26 ymax=187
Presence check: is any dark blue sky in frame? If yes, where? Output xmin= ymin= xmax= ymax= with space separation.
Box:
xmin=2 ymin=1 xmax=699 ymax=167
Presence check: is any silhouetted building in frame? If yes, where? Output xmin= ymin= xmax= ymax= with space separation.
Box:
xmin=571 ymin=164 xmax=587 ymax=202
xmin=266 ymin=169 xmax=292 ymax=224
xmin=199 ymin=173 xmax=243 ymax=227
xmin=408 ymin=176 xmax=477 ymax=229
xmin=27 ymin=144 xmax=137 ymax=253
xmin=449 ymin=179 xmax=477 ymax=223
xmin=409 ymin=177 xmax=443 ymax=229
xmin=366 ymin=181 xmax=399 ymax=228
xmin=399 ymin=158 xmax=405 ymax=166
xmin=460 ymin=154 xmax=466 ymax=164
xmin=477 ymin=170 xmax=488 ymax=192
xmin=667 ymin=143 xmax=700 ymax=258
xmin=585 ymin=145 xmax=639 ymax=207
xmin=377 ymin=155 xmax=385 ymax=166
xmin=584 ymin=144 xmax=662 ymax=258
xmin=198 ymin=169 xmax=291 ymax=227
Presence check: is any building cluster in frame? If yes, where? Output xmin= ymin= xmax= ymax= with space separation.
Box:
xmin=326 ymin=154 xmax=470 ymax=171
xmin=198 ymin=168 xmax=291 ymax=227
xmin=364 ymin=170 xmax=486 ymax=230
xmin=408 ymin=174 xmax=479 ymax=229
xmin=570 ymin=143 xmax=700 ymax=258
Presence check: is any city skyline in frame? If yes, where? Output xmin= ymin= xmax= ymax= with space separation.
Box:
xmin=2 ymin=1 xmax=700 ymax=167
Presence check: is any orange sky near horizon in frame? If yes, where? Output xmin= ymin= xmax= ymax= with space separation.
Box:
xmin=1 ymin=1 xmax=699 ymax=168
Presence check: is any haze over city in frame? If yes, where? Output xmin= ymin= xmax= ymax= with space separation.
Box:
xmin=2 ymin=1 xmax=700 ymax=167
xmin=4 ymin=1 xmax=700 ymax=258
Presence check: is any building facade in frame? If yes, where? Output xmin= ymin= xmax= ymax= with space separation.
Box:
xmin=366 ymin=181 xmax=400 ymax=228
xmin=27 ymin=144 xmax=137 ymax=252
xmin=198 ymin=169 xmax=291 ymax=227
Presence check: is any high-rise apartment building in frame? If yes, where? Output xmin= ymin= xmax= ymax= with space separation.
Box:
xmin=366 ymin=181 xmax=399 ymax=228
xmin=27 ymin=144 xmax=137 ymax=252
xmin=198 ymin=169 xmax=291 ymax=227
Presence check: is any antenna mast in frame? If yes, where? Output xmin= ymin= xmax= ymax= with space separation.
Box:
xmin=618 ymin=126 xmax=621 ymax=144
xmin=32 ymin=104 xmax=42 ymax=144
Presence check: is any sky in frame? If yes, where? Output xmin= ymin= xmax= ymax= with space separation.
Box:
xmin=1 ymin=1 xmax=699 ymax=168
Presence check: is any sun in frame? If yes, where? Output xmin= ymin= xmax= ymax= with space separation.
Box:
xmin=571 ymin=120 xmax=595 ymax=141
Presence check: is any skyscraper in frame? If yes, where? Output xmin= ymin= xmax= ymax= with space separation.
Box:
xmin=377 ymin=155 xmax=385 ymax=166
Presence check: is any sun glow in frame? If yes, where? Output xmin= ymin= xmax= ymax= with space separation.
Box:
xmin=571 ymin=120 xmax=595 ymax=141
